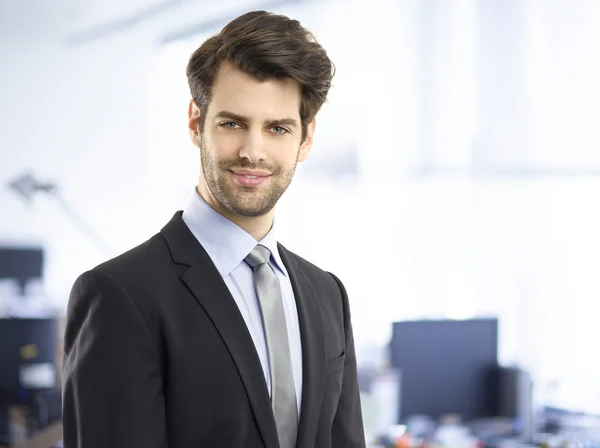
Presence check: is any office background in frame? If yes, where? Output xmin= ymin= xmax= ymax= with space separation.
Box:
xmin=1 ymin=0 xmax=600 ymax=446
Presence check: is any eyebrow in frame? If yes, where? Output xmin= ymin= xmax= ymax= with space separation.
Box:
xmin=214 ymin=110 xmax=299 ymax=128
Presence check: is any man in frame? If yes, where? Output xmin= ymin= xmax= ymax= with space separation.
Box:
xmin=62 ymin=10 xmax=365 ymax=448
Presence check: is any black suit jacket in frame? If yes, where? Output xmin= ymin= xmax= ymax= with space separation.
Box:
xmin=62 ymin=212 xmax=365 ymax=448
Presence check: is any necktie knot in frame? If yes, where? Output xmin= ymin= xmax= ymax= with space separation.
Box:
xmin=245 ymin=245 xmax=271 ymax=268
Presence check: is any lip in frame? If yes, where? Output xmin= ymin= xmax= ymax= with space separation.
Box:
xmin=231 ymin=170 xmax=272 ymax=176
xmin=230 ymin=170 xmax=271 ymax=187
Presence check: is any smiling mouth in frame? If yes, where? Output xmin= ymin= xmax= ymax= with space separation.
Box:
xmin=230 ymin=171 xmax=271 ymax=187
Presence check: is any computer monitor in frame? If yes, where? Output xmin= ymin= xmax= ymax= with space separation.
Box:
xmin=0 ymin=247 xmax=44 ymax=294
xmin=390 ymin=318 xmax=499 ymax=423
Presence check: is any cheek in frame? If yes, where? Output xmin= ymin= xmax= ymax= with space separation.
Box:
xmin=270 ymin=141 xmax=301 ymax=167
xmin=270 ymin=153 xmax=295 ymax=171
xmin=206 ymin=135 xmax=241 ymax=160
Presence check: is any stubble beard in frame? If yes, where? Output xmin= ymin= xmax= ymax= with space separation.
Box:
xmin=200 ymin=138 xmax=298 ymax=218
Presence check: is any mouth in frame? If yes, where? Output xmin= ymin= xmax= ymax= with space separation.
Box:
xmin=229 ymin=170 xmax=271 ymax=187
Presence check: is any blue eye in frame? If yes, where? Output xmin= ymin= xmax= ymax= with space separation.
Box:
xmin=221 ymin=122 xmax=241 ymax=129
xmin=271 ymin=126 xmax=288 ymax=135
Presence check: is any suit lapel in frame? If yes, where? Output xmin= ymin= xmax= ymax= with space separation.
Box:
xmin=278 ymin=244 xmax=327 ymax=448
xmin=161 ymin=213 xmax=279 ymax=448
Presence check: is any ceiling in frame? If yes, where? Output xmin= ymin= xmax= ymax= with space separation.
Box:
xmin=0 ymin=0 xmax=310 ymax=44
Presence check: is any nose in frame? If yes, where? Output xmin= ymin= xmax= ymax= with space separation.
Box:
xmin=239 ymin=130 xmax=267 ymax=163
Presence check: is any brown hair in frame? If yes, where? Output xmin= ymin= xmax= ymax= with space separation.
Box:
xmin=186 ymin=10 xmax=335 ymax=142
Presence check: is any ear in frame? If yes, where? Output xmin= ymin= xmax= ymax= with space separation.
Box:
xmin=298 ymin=119 xmax=316 ymax=163
xmin=188 ymin=99 xmax=202 ymax=147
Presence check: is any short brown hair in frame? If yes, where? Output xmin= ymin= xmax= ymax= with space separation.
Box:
xmin=186 ymin=10 xmax=335 ymax=142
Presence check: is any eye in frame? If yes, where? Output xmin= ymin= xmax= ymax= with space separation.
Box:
xmin=220 ymin=121 xmax=241 ymax=129
xmin=270 ymin=126 xmax=288 ymax=135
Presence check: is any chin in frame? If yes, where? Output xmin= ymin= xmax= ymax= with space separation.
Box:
xmin=224 ymin=197 xmax=273 ymax=217
xmin=212 ymin=180 xmax=280 ymax=218
xmin=235 ymin=210 xmax=269 ymax=218
xmin=229 ymin=203 xmax=273 ymax=218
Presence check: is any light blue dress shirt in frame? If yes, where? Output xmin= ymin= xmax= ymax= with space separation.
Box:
xmin=181 ymin=189 xmax=303 ymax=415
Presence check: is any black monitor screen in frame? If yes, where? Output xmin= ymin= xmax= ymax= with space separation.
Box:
xmin=390 ymin=318 xmax=498 ymax=422
xmin=0 ymin=247 xmax=44 ymax=292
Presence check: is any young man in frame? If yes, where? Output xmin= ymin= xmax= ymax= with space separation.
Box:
xmin=62 ymin=10 xmax=365 ymax=448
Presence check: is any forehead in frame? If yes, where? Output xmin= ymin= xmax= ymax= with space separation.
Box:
xmin=208 ymin=62 xmax=302 ymax=120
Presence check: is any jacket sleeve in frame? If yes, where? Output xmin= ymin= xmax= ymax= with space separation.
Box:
xmin=329 ymin=273 xmax=367 ymax=448
xmin=62 ymin=269 xmax=167 ymax=448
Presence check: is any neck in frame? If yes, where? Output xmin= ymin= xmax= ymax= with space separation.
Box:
xmin=196 ymin=184 xmax=274 ymax=241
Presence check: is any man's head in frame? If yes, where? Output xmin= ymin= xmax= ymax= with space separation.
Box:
xmin=186 ymin=10 xmax=334 ymax=219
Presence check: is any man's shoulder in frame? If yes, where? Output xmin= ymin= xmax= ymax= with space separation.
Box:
xmin=92 ymin=232 xmax=170 ymax=283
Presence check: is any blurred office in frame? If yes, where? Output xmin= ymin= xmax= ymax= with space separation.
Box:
xmin=2 ymin=0 xmax=600 ymax=446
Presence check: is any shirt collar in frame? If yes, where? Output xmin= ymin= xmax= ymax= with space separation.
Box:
xmin=181 ymin=188 xmax=288 ymax=277
xmin=260 ymin=220 xmax=288 ymax=277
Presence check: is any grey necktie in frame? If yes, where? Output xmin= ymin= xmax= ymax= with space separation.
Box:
xmin=245 ymin=245 xmax=298 ymax=448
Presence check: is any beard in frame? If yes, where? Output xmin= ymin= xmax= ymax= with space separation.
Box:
xmin=200 ymin=137 xmax=298 ymax=217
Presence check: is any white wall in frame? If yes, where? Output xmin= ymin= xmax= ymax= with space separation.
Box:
xmin=1 ymin=16 xmax=159 ymax=305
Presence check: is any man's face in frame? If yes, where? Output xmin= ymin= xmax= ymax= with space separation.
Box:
xmin=189 ymin=62 xmax=315 ymax=218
